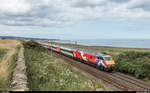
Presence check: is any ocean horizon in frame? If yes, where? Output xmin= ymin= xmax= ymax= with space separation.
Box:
xmin=53 ymin=39 xmax=150 ymax=49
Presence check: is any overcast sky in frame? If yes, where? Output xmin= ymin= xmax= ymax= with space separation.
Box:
xmin=0 ymin=0 xmax=150 ymax=39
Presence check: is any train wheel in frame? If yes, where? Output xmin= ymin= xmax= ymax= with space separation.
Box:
xmin=94 ymin=64 xmax=97 ymax=68
xmin=96 ymin=65 xmax=99 ymax=69
xmin=103 ymin=68 xmax=108 ymax=72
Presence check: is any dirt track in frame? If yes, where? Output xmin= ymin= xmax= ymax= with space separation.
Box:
xmin=11 ymin=45 xmax=28 ymax=91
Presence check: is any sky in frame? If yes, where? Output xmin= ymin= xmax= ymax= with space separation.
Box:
xmin=0 ymin=0 xmax=150 ymax=39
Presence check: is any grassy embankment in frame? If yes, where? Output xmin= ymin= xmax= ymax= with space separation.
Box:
xmin=48 ymin=42 xmax=150 ymax=82
xmin=0 ymin=39 xmax=21 ymax=90
xmin=23 ymin=41 xmax=109 ymax=91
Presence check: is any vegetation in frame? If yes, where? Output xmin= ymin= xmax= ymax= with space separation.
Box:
xmin=0 ymin=49 xmax=8 ymax=62
xmin=23 ymin=41 xmax=109 ymax=91
xmin=115 ymin=51 xmax=150 ymax=79
xmin=0 ymin=39 xmax=20 ymax=49
xmin=0 ymin=39 xmax=20 ymax=90
xmin=47 ymin=42 xmax=150 ymax=81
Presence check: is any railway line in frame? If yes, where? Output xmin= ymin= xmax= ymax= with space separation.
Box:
xmin=41 ymin=42 xmax=150 ymax=91
xmin=110 ymin=72 xmax=150 ymax=90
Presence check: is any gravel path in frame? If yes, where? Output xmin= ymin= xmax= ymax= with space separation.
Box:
xmin=11 ymin=45 xmax=28 ymax=91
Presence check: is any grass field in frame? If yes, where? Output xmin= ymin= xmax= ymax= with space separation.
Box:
xmin=0 ymin=49 xmax=8 ymax=62
xmin=0 ymin=39 xmax=20 ymax=90
xmin=47 ymin=42 xmax=150 ymax=82
xmin=23 ymin=41 xmax=109 ymax=91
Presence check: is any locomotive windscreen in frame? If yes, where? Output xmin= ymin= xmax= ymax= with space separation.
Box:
xmin=104 ymin=57 xmax=113 ymax=61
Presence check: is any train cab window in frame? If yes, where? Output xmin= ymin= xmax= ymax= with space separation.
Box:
xmin=104 ymin=57 xmax=112 ymax=61
xmin=90 ymin=56 xmax=92 ymax=59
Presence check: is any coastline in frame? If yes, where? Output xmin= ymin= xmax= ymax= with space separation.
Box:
xmin=52 ymin=41 xmax=150 ymax=50
xmin=53 ymin=39 xmax=150 ymax=49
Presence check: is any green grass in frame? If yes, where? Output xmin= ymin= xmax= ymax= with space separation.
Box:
xmin=47 ymin=42 xmax=150 ymax=81
xmin=23 ymin=41 xmax=109 ymax=91
xmin=0 ymin=49 xmax=8 ymax=62
xmin=0 ymin=46 xmax=20 ymax=91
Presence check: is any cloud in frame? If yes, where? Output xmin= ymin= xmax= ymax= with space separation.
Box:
xmin=127 ymin=0 xmax=150 ymax=11
xmin=110 ymin=0 xmax=130 ymax=3
xmin=110 ymin=0 xmax=150 ymax=20
xmin=0 ymin=0 xmax=31 ymax=15
xmin=68 ymin=0 xmax=107 ymax=8
xmin=0 ymin=0 xmax=150 ymax=28
xmin=0 ymin=0 xmax=68 ymax=27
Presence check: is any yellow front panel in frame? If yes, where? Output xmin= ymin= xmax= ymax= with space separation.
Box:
xmin=106 ymin=60 xmax=115 ymax=65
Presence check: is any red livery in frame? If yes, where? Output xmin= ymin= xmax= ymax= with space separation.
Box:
xmin=56 ymin=47 xmax=61 ymax=52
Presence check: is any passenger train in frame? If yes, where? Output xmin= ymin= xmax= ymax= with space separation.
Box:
xmin=39 ymin=42 xmax=115 ymax=72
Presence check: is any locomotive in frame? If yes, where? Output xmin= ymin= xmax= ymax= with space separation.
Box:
xmin=39 ymin=42 xmax=115 ymax=72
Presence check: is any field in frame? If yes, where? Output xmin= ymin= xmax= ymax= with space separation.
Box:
xmin=1 ymin=39 xmax=150 ymax=91
xmin=0 ymin=39 xmax=20 ymax=90
xmin=47 ymin=42 xmax=150 ymax=82
xmin=23 ymin=41 xmax=109 ymax=91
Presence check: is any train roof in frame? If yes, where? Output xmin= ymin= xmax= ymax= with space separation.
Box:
xmin=84 ymin=51 xmax=106 ymax=57
xmin=45 ymin=43 xmax=112 ymax=58
xmin=75 ymin=48 xmax=111 ymax=57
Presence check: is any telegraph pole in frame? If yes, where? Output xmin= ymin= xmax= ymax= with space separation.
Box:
xmin=75 ymin=41 xmax=78 ymax=49
xmin=75 ymin=41 xmax=77 ymax=45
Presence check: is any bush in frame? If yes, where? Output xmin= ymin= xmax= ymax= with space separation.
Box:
xmin=115 ymin=51 xmax=150 ymax=79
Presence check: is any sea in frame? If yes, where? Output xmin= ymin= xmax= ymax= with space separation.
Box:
xmin=53 ymin=39 xmax=150 ymax=49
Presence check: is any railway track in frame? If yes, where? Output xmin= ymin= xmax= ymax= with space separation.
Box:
xmin=109 ymin=72 xmax=150 ymax=91
xmin=45 ymin=46 xmax=150 ymax=91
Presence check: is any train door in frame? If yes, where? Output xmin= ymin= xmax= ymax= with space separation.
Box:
xmin=40 ymin=43 xmax=44 ymax=46
xmin=72 ymin=50 xmax=76 ymax=57
xmin=56 ymin=47 xmax=61 ymax=52
xmin=47 ymin=45 xmax=51 ymax=49
xmin=80 ymin=51 xmax=87 ymax=61
xmin=84 ymin=53 xmax=91 ymax=62
xmin=76 ymin=51 xmax=83 ymax=60
xmin=88 ymin=55 xmax=96 ymax=63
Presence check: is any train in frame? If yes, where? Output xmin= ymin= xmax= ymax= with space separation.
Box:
xmin=39 ymin=42 xmax=115 ymax=72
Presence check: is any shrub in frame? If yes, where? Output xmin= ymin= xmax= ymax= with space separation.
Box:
xmin=115 ymin=51 xmax=150 ymax=79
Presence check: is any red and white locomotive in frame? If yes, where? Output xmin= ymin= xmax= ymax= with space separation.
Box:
xmin=40 ymin=42 xmax=115 ymax=72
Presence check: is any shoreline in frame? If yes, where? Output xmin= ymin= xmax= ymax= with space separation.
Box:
xmin=52 ymin=42 xmax=150 ymax=50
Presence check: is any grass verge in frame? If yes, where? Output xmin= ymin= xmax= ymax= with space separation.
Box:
xmin=0 ymin=45 xmax=20 ymax=90
xmin=0 ymin=49 xmax=8 ymax=62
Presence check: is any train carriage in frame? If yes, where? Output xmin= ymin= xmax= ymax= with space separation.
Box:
xmin=60 ymin=46 xmax=73 ymax=57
